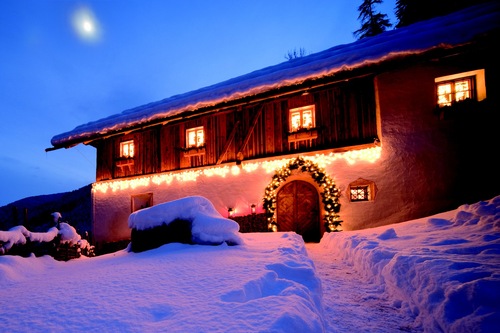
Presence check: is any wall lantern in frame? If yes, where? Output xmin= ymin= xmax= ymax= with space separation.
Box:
xmin=228 ymin=208 xmax=234 ymax=218
xmin=251 ymin=204 xmax=256 ymax=215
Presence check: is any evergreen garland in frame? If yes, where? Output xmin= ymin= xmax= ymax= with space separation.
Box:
xmin=263 ymin=156 xmax=342 ymax=233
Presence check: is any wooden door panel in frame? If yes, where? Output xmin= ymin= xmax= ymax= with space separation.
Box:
xmin=277 ymin=183 xmax=295 ymax=231
xmin=277 ymin=180 xmax=320 ymax=242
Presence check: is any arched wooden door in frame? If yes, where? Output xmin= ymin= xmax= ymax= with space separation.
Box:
xmin=276 ymin=180 xmax=320 ymax=242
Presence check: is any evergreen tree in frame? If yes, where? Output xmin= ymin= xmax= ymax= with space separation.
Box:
xmin=354 ymin=0 xmax=392 ymax=40
xmin=395 ymin=0 xmax=492 ymax=28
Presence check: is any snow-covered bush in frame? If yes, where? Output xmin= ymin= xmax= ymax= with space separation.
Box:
xmin=0 ymin=213 xmax=94 ymax=259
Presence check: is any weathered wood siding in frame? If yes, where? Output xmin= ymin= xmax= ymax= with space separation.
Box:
xmin=95 ymin=76 xmax=377 ymax=181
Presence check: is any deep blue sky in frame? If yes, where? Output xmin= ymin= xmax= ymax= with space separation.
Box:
xmin=0 ymin=0 xmax=396 ymax=206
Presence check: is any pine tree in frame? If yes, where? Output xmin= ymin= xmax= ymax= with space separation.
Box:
xmin=354 ymin=0 xmax=392 ymax=40
xmin=395 ymin=0 xmax=491 ymax=28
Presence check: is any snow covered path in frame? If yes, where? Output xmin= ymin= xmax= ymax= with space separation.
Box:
xmin=305 ymin=244 xmax=421 ymax=333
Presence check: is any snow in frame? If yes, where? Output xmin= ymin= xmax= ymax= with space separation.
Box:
xmin=0 ymin=225 xmax=59 ymax=253
xmin=1 ymin=195 xmax=499 ymax=332
xmin=50 ymin=1 xmax=500 ymax=149
xmin=0 ymin=217 xmax=89 ymax=254
xmin=317 ymin=196 xmax=500 ymax=332
xmin=128 ymin=195 xmax=243 ymax=246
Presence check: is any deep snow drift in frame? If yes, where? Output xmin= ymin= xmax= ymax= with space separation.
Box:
xmin=1 ymin=195 xmax=499 ymax=332
xmin=319 ymin=196 xmax=500 ymax=332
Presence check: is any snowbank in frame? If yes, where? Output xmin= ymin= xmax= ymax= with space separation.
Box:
xmin=0 ymin=231 xmax=324 ymax=332
xmin=319 ymin=195 xmax=500 ymax=332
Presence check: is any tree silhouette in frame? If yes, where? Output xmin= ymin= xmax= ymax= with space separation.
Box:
xmin=395 ymin=0 xmax=492 ymax=28
xmin=354 ymin=0 xmax=392 ymax=40
xmin=284 ymin=47 xmax=308 ymax=61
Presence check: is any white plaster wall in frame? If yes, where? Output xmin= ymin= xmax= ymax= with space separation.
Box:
xmin=92 ymin=153 xmax=384 ymax=244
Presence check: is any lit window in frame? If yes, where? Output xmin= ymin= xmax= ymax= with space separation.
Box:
xmin=436 ymin=78 xmax=473 ymax=107
xmin=348 ymin=178 xmax=376 ymax=202
xmin=289 ymin=105 xmax=315 ymax=132
xmin=350 ymin=186 xmax=369 ymax=202
xmin=120 ymin=140 xmax=134 ymax=158
xmin=186 ymin=126 xmax=204 ymax=148
xmin=435 ymin=69 xmax=486 ymax=108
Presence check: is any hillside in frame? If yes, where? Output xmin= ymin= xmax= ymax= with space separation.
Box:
xmin=0 ymin=185 xmax=92 ymax=237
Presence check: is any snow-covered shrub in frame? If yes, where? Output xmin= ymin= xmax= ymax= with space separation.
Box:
xmin=0 ymin=219 xmax=94 ymax=259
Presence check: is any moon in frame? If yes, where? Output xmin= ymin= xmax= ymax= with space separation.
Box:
xmin=72 ymin=7 xmax=100 ymax=41
xmin=82 ymin=19 xmax=94 ymax=33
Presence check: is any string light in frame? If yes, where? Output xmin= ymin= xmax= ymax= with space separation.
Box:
xmin=92 ymin=146 xmax=381 ymax=196
xmin=262 ymin=156 xmax=343 ymax=233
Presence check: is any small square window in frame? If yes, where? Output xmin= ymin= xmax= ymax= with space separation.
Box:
xmin=186 ymin=126 xmax=204 ymax=148
xmin=350 ymin=185 xmax=369 ymax=202
xmin=120 ymin=140 xmax=134 ymax=158
xmin=348 ymin=178 xmax=377 ymax=202
xmin=131 ymin=193 xmax=153 ymax=213
xmin=289 ymin=105 xmax=315 ymax=132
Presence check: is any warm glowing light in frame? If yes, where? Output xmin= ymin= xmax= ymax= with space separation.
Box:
xmin=262 ymin=156 xmax=344 ymax=232
xmin=204 ymin=166 xmax=229 ymax=177
xmin=437 ymin=78 xmax=472 ymax=107
xmin=289 ymin=105 xmax=315 ymax=132
xmin=230 ymin=165 xmax=240 ymax=176
xmin=120 ymin=140 xmax=134 ymax=158
xmin=92 ymin=147 xmax=382 ymax=194
xmin=186 ymin=126 xmax=204 ymax=148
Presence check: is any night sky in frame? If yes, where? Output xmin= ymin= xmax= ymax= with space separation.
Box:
xmin=0 ymin=0 xmax=396 ymax=206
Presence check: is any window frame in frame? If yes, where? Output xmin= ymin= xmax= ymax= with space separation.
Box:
xmin=185 ymin=126 xmax=205 ymax=148
xmin=348 ymin=178 xmax=377 ymax=202
xmin=288 ymin=105 xmax=316 ymax=133
xmin=349 ymin=185 xmax=370 ymax=202
xmin=131 ymin=193 xmax=153 ymax=213
xmin=435 ymin=69 xmax=486 ymax=108
xmin=119 ymin=140 xmax=135 ymax=158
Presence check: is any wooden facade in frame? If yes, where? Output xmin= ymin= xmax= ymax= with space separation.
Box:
xmin=93 ymin=77 xmax=378 ymax=181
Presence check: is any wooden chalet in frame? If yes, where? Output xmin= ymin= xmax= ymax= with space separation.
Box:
xmin=48 ymin=2 xmax=500 ymax=249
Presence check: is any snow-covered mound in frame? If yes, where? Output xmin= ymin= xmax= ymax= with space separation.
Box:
xmin=1 ymin=195 xmax=499 ymax=331
xmin=319 ymin=195 xmax=500 ymax=332
xmin=0 ymin=231 xmax=324 ymax=332
xmin=128 ymin=195 xmax=243 ymax=247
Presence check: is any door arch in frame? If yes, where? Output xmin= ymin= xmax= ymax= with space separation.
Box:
xmin=277 ymin=180 xmax=320 ymax=242
xmin=263 ymin=156 xmax=342 ymax=233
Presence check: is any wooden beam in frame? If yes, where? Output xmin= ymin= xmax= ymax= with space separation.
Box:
xmin=237 ymin=105 xmax=264 ymax=157
xmin=216 ymin=121 xmax=240 ymax=165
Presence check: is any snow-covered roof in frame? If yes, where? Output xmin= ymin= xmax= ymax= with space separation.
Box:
xmin=49 ymin=2 xmax=500 ymax=150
